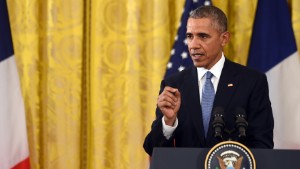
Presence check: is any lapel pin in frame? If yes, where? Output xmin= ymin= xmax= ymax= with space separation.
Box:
xmin=228 ymin=83 xmax=234 ymax=87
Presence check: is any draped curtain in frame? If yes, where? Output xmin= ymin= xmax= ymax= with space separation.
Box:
xmin=6 ymin=0 xmax=300 ymax=168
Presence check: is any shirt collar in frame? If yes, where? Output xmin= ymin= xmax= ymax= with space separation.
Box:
xmin=197 ymin=53 xmax=225 ymax=80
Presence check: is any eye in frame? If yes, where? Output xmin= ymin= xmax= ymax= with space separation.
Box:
xmin=199 ymin=34 xmax=208 ymax=39
xmin=186 ymin=34 xmax=193 ymax=39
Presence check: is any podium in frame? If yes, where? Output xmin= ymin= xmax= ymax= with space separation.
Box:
xmin=150 ymin=147 xmax=300 ymax=169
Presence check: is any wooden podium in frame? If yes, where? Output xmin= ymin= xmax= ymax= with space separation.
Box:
xmin=150 ymin=147 xmax=300 ymax=169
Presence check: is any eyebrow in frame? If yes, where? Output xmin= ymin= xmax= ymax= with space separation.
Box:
xmin=197 ymin=33 xmax=209 ymax=36
xmin=186 ymin=32 xmax=209 ymax=36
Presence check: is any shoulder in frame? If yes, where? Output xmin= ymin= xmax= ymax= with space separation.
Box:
xmin=225 ymin=59 xmax=266 ymax=79
xmin=163 ymin=66 xmax=197 ymax=87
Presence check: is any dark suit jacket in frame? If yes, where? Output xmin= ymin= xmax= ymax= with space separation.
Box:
xmin=143 ymin=59 xmax=274 ymax=156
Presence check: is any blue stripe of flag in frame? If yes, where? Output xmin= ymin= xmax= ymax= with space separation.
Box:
xmin=164 ymin=0 xmax=211 ymax=78
xmin=247 ymin=0 xmax=297 ymax=72
xmin=0 ymin=0 xmax=14 ymax=62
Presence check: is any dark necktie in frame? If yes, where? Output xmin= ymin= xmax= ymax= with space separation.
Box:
xmin=201 ymin=71 xmax=215 ymax=137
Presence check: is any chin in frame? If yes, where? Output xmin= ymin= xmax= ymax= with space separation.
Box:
xmin=193 ymin=63 xmax=204 ymax=68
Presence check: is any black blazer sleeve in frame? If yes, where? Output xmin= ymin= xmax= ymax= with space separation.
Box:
xmin=143 ymin=80 xmax=177 ymax=156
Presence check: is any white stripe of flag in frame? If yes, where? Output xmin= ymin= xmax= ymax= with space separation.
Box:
xmin=267 ymin=52 xmax=300 ymax=148
xmin=0 ymin=0 xmax=31 ymax=168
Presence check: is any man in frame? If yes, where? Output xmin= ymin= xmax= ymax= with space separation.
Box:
xmin=143 ymin=5 xmax=274 ymax=156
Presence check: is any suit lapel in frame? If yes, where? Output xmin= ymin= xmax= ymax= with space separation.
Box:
xmin=185 ymin=67 xmax=209 ymax=145
xmin=181 ymin=67 xmax=206 ymax=145
xmin=206 ymin=59 xmax=239 ymax=143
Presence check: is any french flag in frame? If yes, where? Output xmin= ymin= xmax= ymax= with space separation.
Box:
xmin=0 ymin=0 xmax=31 ymax=168
xmin=248 ymin=0 xmax=300 ymax=148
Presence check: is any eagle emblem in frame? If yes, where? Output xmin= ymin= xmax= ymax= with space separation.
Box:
xmin=205 ymin=141 xmax=256 ymax=169
xmin=217 ymin=150 xmax=243 ymax=169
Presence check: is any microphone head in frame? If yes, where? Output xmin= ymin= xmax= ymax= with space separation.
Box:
xmin=234 ymin=107 xmax=248 ymax=141
xmin=235 ymin=107 xmax=246 ymax=118
xmin=212 ymin=107 xmax=225 ymax=141
xmin=213 ymin=106 xmax=224 ymax=116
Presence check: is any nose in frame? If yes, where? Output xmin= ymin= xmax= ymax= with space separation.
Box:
xmin=188 ymin=37 xmax=202 ymax=50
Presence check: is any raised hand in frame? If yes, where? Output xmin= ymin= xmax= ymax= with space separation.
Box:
xmin=157 ymin=86 xmax=181 ymax=126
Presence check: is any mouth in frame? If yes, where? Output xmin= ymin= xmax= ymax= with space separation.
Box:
xmin=191 ymin=53 xmax=205 ymax=59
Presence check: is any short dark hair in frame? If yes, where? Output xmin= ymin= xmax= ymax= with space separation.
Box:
xmin=189 ymin=5 xmax=227 ymax=33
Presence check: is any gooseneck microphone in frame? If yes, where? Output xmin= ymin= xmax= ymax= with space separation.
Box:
xmin=235 ymin=107 xmax=248 ymax=142
xmin=212 ymin=107 xmax=225 ymax=141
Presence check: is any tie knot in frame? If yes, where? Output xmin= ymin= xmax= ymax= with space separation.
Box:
xmin=206 ymin=71 xmax=213 ymax=79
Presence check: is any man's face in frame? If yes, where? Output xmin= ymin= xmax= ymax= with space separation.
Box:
xmin=186 ymin=18 xmax=230 ymax=69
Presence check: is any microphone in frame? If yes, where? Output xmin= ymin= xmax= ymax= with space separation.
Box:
xmin=235 ymin=107 xmax=248 ymax=142
xmin=212 ymin=107 xmax=225 ymax=141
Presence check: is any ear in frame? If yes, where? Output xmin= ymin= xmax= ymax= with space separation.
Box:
xmin=221 ymin=31 xmax=230 ymax=46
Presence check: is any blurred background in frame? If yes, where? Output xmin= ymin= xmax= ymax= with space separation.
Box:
xmin=5 ymin=0 xmax=300 ymax=168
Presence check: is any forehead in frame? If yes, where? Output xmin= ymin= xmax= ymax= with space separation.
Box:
xmin=186 ymin=18 xmax=217 ymax=32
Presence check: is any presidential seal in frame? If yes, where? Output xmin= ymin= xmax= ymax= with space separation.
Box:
xmin=205 ymin=141 xmax=256 ymax=169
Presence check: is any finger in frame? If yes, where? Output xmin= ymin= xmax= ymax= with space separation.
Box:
xmin=161 ymin=92 xmax=178 ymax=103
xmin=158 ymin=94 xmax=177 ymax=107
xmin=160 ymin=90 xmax=179 ymax=103
xmin=164 ymin=86 xmax=178 ymax=94
xmin=163 ymin=87 xmax=179 ymax=102
xmin=174 ymin=89 xmax=181 ymax=98
xmin=158 ymin=100 xmax=176 ymax=109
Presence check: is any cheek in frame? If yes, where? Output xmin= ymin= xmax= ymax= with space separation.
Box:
xmin=201 ymin=43 xmax=214 ymax=53
xmin=206 ymin=41 xmax=221 ymax=52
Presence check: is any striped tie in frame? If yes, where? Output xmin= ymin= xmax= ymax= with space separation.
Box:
xmin=201 ymin=71 xmax=215 ymax=137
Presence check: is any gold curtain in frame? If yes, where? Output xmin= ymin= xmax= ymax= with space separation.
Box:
xmin=6 ymin=0 xmax=300 ymax=169
xmin=213 ymin=0 xmax=257 ymax=65
xmin=7 ymin=0 xmax=185 ymax=168
xmin=290 ymin=0 xmax=300 ymax=52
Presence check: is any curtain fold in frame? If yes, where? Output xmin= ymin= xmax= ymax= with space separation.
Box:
xmin=290 ymin=0 xmax=300 ymax=52
xmin=6 ymin=0 xmax=300 ymax=168
xmin=88 ymin=1 xmax=185 ymax=168
xmin=7 ymin=0 xmax=185 ymax=168
xmin=8 ymin=0 xmax=85 ymax=168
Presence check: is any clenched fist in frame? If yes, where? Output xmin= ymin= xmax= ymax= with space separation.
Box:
xmin=157 ymin=86 xmax=181 ymax=126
